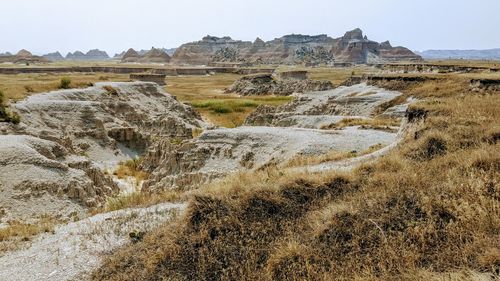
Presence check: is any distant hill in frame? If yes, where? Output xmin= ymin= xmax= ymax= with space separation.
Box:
xmin=114 ymin=48 xmax=176 ymax=59
xmin=417 ymin=49 xmax=500 ymax=60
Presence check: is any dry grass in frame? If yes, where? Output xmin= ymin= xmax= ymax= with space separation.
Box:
xmin=277 ymin=65 xmax=379 ymax=86
xmin=113 ymin=158 xmax=149 ymax=183
xmin=0 ymin=216 xmax=57 ymax=253
xmin=103 ymin=190 xmax=186 ymax=212
xmin=286 ymin=143 xmax=386 ymax=168
xmin=166 ymin=74 xmax=292 ymax=127
xmin=91 ymin=73 xmax=500 ymax=280
xmin=0 ymin=72 xmax=130 ymax=101
xmin=320 ymin=117 xmax=401 ymax=132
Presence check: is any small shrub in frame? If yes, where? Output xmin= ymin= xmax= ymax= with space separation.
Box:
xmin=0 ymin=90 xmax=20 ymax=124
xmin=59 ymin=77 xmax=72 ymax=89
xmin=24 ymin=85 xmax=34 ymax=93
xmin=0 ymin=90 xmax=6 ymax=119
xmin=103 ymin=85 xmax=118 ymax=95
xmin=192 ymin=128 xmax=204 ymax=138
xmin=8 ymin=112 xmax=21 ymax=124
xmin=212 ymin=104 xmax=232 ymax=114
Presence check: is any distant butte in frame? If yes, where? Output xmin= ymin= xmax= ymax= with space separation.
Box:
xmin=171 ymin=28 xmax=422 ymax=65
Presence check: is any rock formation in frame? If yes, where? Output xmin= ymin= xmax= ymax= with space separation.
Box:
xmin=0 ymin=135 xmax=118 ymax=223
xmin=0 ymin=50 xmax=48 ymax=64
xmin=65 ymin=49 xmax=109 ymax=60
xmin=42 ymin=51 xmax=65 ymax=61
xmin=172 ymin=35 xmax=253 ymax=65
xmin=16 ymin=49 xmax=33 ymax=58
xmin=121 ymin=48 xmax=141 ymax=62
xmin=244 ymin=83 xmax=404 ymax=128
xmin=142 ymin=83 xmax=405 ymax=191
xmin=120 ymin=48 xmax=171 ymax=63
xmin=66 ymin=51 xmax=86 ymax=60
xmin=1 ymin=82 xmax=207 ymax=223
xmin=171 ymin=29 xmax=421 ymax=65
xmin=85 ymin=49 xmax=110 ymax=60
xmin=225 ymin=73 xmax=333 ymax=96
xmin=140 ymin=48 xmax=171 ymax=63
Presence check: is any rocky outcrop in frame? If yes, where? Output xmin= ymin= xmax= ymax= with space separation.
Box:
xmin=66 ymin=49 xmax=109 ymax=60
xmin=16 ymin=49 xmax=33 ymax=58
xmin=9 ymin=82 xmax=205 ymax=156
xmin=42 ymin=51 xmax=65 ymax=61
xmin=66 ymin=51 xmax=86 ymax=60
xmin=0 ymin=135 xmax=118 ymax=223
xmin=332 ymin=29 xmax=421 ymax=63
xmin=121 ymin=48 xmax=171 ymax=63
xmin=171 ymin=29 xmax=421 ymax=65
xmin=140 ymin=48 xmax=171 ymax=63
xmin=1 ymin=82 xmax=207 ymax=222
xmin=225 ymin=73 xmax=333 ymax=96
xmin=244 ymin=83 xmax=403 ymax=127
xmin=142 ymin=84 xmax=405 ymax=191
xmin=85 ymin=49 xmax=110 ymax=60
xmin=121 ymin=48 xmax=140 ymax=62
xmin=130 ymin=73 xmax=166 ymax=85
xmin=171 ymin=36 xmax=253 ymax=65
xmin=0 ymin=50 xmax=48 ymax=64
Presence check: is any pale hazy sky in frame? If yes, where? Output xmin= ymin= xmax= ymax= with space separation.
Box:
xmin=1 ymin=0 xmax=499 ymax=55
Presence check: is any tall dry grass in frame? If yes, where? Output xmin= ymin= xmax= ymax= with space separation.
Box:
xmin=91 ymin=75 xmax=499 ymax=280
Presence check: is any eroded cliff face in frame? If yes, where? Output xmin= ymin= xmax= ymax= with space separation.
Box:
xmin=0 ymin=82 xmax=207 ymax=223
xmin=141 ymin=84 xmax=406 ymax=191
xmin=0 ymin=135 xmax=118 ymax=223
xmin=225 ymin=73 xmax=334 ymax=96
xmin=171 ymin=29 xmax=422 ymax=65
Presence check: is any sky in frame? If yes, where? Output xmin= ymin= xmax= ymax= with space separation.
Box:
xmin=1 ymin=0 xmax=499 ymax=55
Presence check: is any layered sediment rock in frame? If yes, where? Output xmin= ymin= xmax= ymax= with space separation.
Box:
xmin=142 ymin=84 xmax=405 ymax=191
xmin=66 ymin=51 xmax=87 ymax=60
xmin=244 ymin=83 xmax=403 ymax=127
xmin=0 ymin=49 xmax=49 ymax=64
xmin=42 ymin=51 xmax=65 ymax=61
xmin=10 ymin=82 xmax=205 ymax=159
xmin=172 ymin=29 xmax=421 ymax=65
xmin=225 ymin=73 xmax=333 ymax=96
xmin=140 ymin=48 xmax=171 ymax=63
xmin=172 ymin=36 xmax=253 ymax=65
xmin=66 ymin=49 xmax=109 ymax=60
xmin=0 ymin=135 xmax=118 ymax=223
xmin=1 ymin=82 xmax=206 ymax=222
xmin=121 ymin=48 xmax=171 ymax=63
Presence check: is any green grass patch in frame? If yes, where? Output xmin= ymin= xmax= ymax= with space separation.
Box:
xmin=191 ymin=99 xmax=260 ymax=114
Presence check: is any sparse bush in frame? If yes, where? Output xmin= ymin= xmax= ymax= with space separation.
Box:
xmin=113 ymin=158 xmax=149 ymax=183
xmin=24 ymin=85 xmax=34 ymax=93
xmin=0 ymin=90 xmax=7 ymax=119
xmin=212 ymin=104 xmax=232 ymax=113
xmin=192 ymin=127 xmax=204 ymax=138
xmin=0 ymin=90 xmax=21 ymax=124
xmin=8 ymin=111 xmax=21 ymax=124
xmin=103 ymin=85 xmax=118 ymax=95
xmin=59 ymin=77 xmax=72 ymax=89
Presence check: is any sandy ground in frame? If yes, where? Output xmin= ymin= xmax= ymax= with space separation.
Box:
xmin=0 ymin=203 xmax=186 ymax=281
